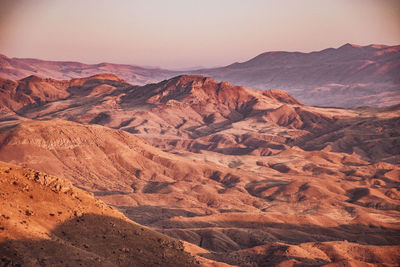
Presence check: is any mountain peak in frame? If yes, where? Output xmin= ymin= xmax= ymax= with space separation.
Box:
xmin=171 ymin=74 xmax=207 ymax=83
xmin=20 ymin=75 xmax=44 ymax=82
xmin=69 ymin=73 xmax=128 ymax=85
xmin=339 ymin=43 xmax=362 ymax=49
xmin=137 ymin=75 xmax=303 ymax=115
xmin=262 ymin=89 xmax=302 ymax=105
xmin=84 ymin=73 xmax=126 ymax=81
xmin=368 ymin=44 xmax=389 ymax=49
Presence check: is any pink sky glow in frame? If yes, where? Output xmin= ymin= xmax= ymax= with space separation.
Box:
xmin=1 ymin=0 xmax=399 ymax=69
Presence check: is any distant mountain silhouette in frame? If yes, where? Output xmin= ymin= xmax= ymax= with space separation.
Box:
xmin=0 ymin=53 xmax=178 ymax=86
xmin=190 ymin=44 xmax=400 ymax=107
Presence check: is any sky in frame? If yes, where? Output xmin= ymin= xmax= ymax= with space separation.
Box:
xmin=0 ymin=0 xmax=399 ymax=69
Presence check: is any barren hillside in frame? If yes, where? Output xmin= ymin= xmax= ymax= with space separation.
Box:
xmin=0 ymin=161 xmax=200 ymax=266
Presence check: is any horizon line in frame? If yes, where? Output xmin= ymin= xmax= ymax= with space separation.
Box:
xmin=1 ymin=42 xmax=398 ymax=71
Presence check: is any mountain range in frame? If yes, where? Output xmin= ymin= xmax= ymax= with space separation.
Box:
xmin=1 ymin=43 xmax=399 ymax=108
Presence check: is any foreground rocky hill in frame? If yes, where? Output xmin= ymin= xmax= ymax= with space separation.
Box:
xmin=0 ymin=161 xmax=200 ymax=266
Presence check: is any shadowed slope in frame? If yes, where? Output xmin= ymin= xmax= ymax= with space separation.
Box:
xmin=203 ymin=241 xmax=400 ymax=267
xmin=0 ymin=161 xmax=200 ymax=266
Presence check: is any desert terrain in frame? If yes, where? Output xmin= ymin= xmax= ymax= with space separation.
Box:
xmin=0 ymin=71 xmax=399 ymax=266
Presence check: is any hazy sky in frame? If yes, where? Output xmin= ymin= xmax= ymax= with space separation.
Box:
xmin=1 ymin=0 xmax=399 ymax=69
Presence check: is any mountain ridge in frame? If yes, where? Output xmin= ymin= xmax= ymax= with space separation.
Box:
xmin=1 ymin=43 xmax=399 ymax=107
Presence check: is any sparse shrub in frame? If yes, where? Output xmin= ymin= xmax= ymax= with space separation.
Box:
xmin=228 ymin=160 xmax=243 ymax=168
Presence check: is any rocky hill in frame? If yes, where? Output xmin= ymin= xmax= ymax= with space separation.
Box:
xmin=0 ymin=161 xmax=200 ymax=266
